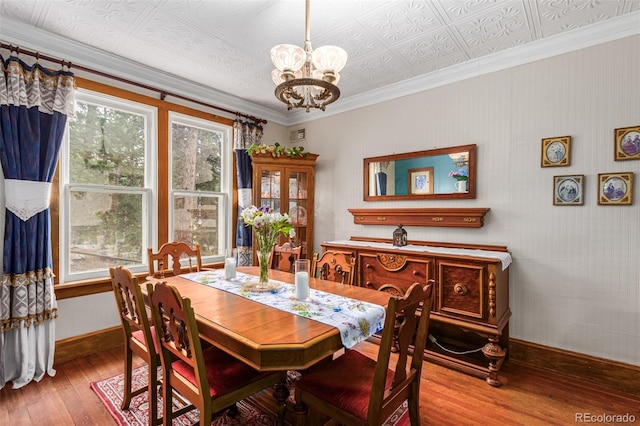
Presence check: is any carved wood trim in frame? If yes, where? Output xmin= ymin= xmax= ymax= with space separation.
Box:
xmin=377 ymin=253 xmax=408 ymax=270
xmin=488 ymin=271 xmax=497 ymax=318
xmin=348 ymin=208 xmax=490 ymax=228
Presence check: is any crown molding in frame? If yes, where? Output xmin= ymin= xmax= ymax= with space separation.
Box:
xmin=0 ymin=20 xmax=288 ymax=125
xmin=2 ymin=11 xmax=638 ymax=127
xmin=284 ymin=11 xmax=640 ymax=126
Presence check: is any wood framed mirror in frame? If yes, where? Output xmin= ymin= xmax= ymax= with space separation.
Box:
xmin=363 ymin=144 xmax=476 ymax=201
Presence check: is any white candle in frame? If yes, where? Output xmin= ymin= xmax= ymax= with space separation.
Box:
xmin=295 ymin=271 xmax=310 ymax=300
xmin=224 ymin=257 xmax=236 ymax=279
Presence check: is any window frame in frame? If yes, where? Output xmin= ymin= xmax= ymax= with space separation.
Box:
xmin=53 ymin=77 xmax=236 ymax=297
xmin=167 ymin=112 xmax=233 ymax=265
xmin=59 ymin=89 xmax=158 ymax=282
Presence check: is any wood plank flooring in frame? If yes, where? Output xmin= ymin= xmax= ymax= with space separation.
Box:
xmin=0 ymin=343 xmax=638 ymax=425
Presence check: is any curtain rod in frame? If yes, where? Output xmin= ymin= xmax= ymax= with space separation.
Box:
xmin=0 ymin=42 xmax=267 ymax=125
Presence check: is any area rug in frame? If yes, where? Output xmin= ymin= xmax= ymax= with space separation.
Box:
xmin=90 ymin=365 xmax=409 ymax=425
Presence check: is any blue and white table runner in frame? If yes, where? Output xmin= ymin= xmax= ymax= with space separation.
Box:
xmin=181 ymin=270 xmax=386 ymax=349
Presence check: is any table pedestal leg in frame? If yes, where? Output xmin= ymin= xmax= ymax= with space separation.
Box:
xmin=293 ymin=398 xmax=308 ymax=426
xmin=273 ymin=375 xmax=289 ymax=426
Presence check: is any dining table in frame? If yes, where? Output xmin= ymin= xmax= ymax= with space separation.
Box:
xmin=146 ymin=265 xmax=393 ymax=425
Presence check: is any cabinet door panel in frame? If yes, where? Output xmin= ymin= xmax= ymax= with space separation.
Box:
xmin=258 ymin=169 xmax=282 ymax=212
xmin=438 ymin=261 xmax=485 ymax=320
xmin=287 ymin=169 xmax=310 ymax=255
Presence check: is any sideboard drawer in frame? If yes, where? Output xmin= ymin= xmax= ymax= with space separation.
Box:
xmin=437 ymin=261 xmax=486 ymax=320
xmin=360 ymin=253 xmax=431 ymax=295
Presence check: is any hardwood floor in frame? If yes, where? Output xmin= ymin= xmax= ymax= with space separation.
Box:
xmin=1 ymin=344 xmax=638 ymax=425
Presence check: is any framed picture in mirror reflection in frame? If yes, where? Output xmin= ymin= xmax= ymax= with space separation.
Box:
xmin=409 ymin=167 xmax=434 ymax=194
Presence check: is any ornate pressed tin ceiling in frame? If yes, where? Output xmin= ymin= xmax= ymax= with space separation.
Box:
xmin=1 ymin=0 xmax=638 ymax=124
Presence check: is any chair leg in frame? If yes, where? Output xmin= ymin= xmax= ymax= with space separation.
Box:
xmin=121 ymin=344 xmax=134 ymax=410
xmin=162 ymin=376 xmax=172 ymax=426
xmin=148 ymin=363 xmax=158 ymax=426
xmin=226 ymin=403 xmax=239 ymax=417
xmin=200 ymin=404 xmax=212 ymax=426
xmin=408 ymin=387 xmax=420 ymax=426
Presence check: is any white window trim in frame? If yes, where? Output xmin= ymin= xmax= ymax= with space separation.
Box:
xmin=167 ymin=112 xmax=233 ymax=264
xmin=60 ymin=89 xmax=158 ymax=282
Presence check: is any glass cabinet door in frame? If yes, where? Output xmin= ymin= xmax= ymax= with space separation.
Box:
xmin=287 ymin=170 xmax=309 ymax=256
xmin=259 ymin=169 xmax=281 ymax=212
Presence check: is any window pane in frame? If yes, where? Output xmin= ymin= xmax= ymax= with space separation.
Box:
xmin=171 ymin=122 xmax=222 ymax=191
xmin=69 ymin=189 xmax=144 ymax=273
xmin=69 ymin=101 xmax=146 ymax=187
xmin=173 ymin=194 xmax=222 ymax=257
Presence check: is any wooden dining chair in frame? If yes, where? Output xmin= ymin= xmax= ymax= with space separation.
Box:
xmin=270 ymin=242 xmax=302 ymax=273
xmin=110 ymin=266 xmax=160 ymax=426
xmin=310 ymin=251 xmax=356 ymax=285
xmin=147 ymin=281 xmax=282 ymax=426
xmin=293 ymin=282 xmax=434 ymax=426
xmin=147 ymin=241 xmax=202 ymax=279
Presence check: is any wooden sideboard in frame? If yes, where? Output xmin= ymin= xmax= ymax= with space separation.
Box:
xmin=321 ymin=237 xmax=511 ymax=386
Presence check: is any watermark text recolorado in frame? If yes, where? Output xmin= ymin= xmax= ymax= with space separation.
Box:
xmin=575 ymin=413 xmax=636 ymax=423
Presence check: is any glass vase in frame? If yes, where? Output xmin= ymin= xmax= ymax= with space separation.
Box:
xmin=257 ymin=249 xmax=271 ymax=289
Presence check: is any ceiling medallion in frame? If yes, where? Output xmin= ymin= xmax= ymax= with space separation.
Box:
xmin=270 ymin=0 xmax=347 ymax=112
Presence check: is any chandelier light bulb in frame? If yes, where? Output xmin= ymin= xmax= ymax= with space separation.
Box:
xmin=272 ymin=68 xmax=304 ymax=85
xmin=313 ymin=69 xmax=340 ymax=85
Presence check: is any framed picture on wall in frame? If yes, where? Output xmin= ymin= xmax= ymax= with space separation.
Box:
xmin=553 ymin=175 xmax=584 ymax=206
xmin=541 ymin=136 xmax=571 ymax=167
xmin=614 ymin=125 xmax=640 ymax=161
xmin=597 ymin=172 xmax=633 ymax=205
xmin=409 ymin=167 xmax=434 ymax=194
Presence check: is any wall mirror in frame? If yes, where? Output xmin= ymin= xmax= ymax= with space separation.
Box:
xmin=364 ymin=144 xmax=476 ymax=201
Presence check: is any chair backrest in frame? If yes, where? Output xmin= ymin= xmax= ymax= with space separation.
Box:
xmin=369 ymin=281 xmax=434 ymax=422
xmin=311 ymin=251 xmax=356 ymax=285
xmin=147 ymin=281 xmax=210 ymax=395
xmin=270 ymin=242 xmax=302 ymax=273
xmin=147 ymin=242 xmax=202 ymax=278
xmin=110 ymin=265 xmax=154 ymax=350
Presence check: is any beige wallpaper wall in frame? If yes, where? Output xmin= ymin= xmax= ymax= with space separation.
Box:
xmin=288 ymin=35 xmax=640 ymax=366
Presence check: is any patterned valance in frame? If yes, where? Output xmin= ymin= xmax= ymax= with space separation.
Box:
xmin=233 ymin=119 xmax=263 ymax=150
xmin=0 ymin=56 xmax=76 ymax=117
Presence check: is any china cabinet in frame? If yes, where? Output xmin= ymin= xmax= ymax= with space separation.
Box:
xmin=251 ymin=153 xmax=318 ymax=259
xmin=321 ymin=237 xmax=511 ymax=386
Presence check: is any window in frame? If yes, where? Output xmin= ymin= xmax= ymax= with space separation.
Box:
xmin=57 ymin=82 xmax=235 ymax=286
xmin=169 ymin=113 xmax=232 ymax=261
xmin=60 ymin=90 xmax=157 ymax=282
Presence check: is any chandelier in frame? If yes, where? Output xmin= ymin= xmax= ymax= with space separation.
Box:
xmin=270 ymin=0 xmax=347 ymax=112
